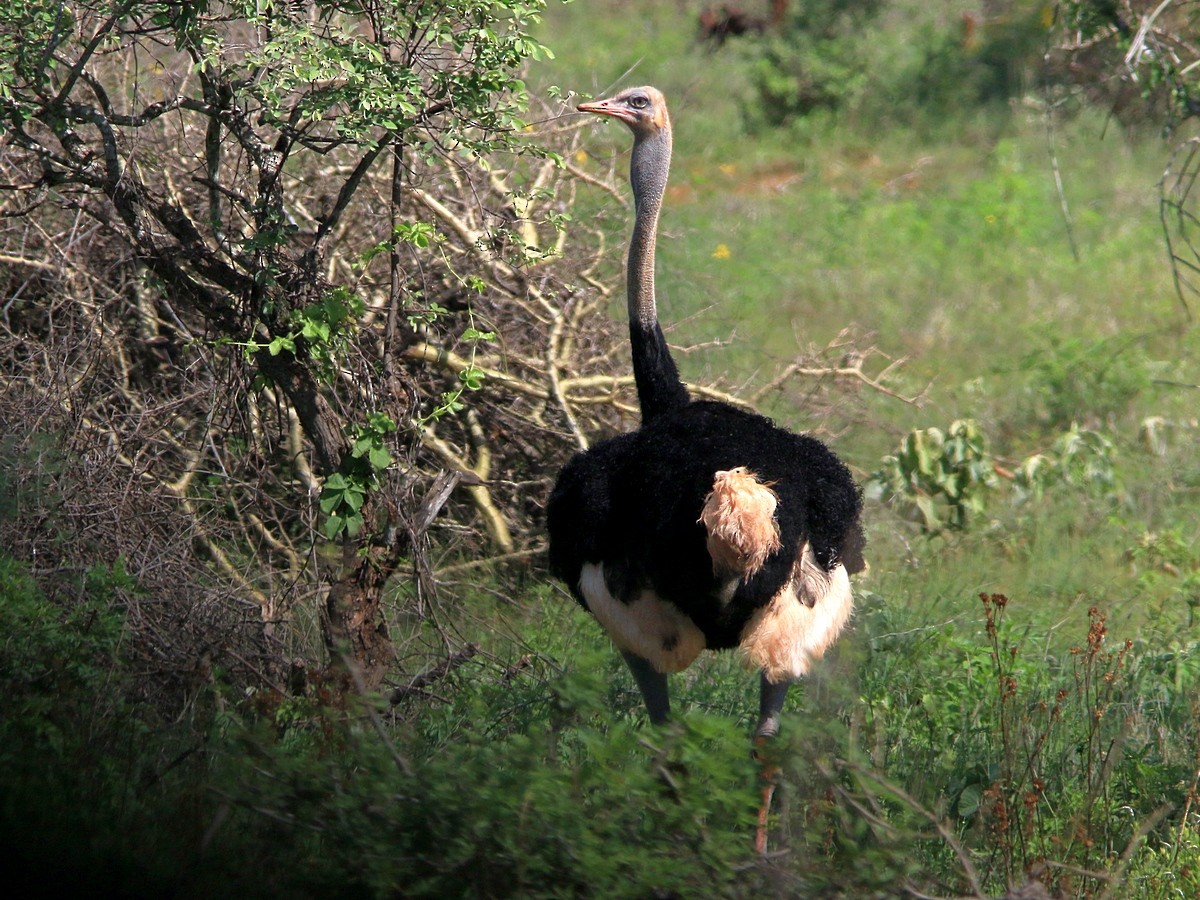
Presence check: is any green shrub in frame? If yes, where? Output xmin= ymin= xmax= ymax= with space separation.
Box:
xmin=748 ymin=0 xmax=881 ymax=127
xmin=868 ymin=415 xmax=1123 ymax=536
xmin=1013 ymin=423 xmax=1119 ymax=502
xmin=746 ymin=1 xmax=1049 ymax=130
xmin=0 ymin=567 xmax=766 ymax=899
xmin=846 ymin=591 xmax=1200 ymax=896
xmin=0 ymin=556 xmax=178 ymax=897
xmin=1018 ymin=333 xmax=1153 ymax=430
xmin=211 ymin=675 xmax=762 ymax=899
xmin=3 ymin=547 xmax=1198 ymax=897
xmin=866 ymin=418 xmax=998 ymax=532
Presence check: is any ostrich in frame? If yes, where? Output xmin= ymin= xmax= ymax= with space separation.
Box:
xmin=547 ymin=87 xmax=864 ymax=744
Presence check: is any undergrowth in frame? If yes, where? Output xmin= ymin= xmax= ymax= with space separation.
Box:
xmin=3 ymin=554 xmax=1198 ymax=897
xmin=805 ymin=590 xmax=1200 ymax=897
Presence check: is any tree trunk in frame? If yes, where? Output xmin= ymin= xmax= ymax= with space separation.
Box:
xmin=325 ymin=541 xmax=398 ymax=693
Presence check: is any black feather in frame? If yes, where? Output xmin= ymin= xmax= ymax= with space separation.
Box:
xmin=629 ymin=320 xmax=689 ymax=422
xmin=547 ymin=401 xmax=863 ymax=649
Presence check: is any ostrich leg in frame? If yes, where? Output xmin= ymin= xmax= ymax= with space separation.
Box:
xmin=621 ymin=650 xmax=670 ymax=724
xmin=755 ymin=673 xmax=791 ymax=738
xmin=754 ymin=673 xmax=791 ymax=854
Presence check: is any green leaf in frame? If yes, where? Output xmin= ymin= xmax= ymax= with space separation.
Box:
xmin=368 ymin=446 xmax=392 ymax=471
xmin=915 ymin=494 xmax=940 ymax=530
xmin=366 ymin=412 xmax=397 ymax=434
xmin=956 ymin=783 xmax=982 ymax=817
xmin=267 ymin=335 xmax=295 ymax=356
xmin=459 ymin=366 xmax=485 ymax=390
xmin=301 ymin=318 xmax=331 ymax=342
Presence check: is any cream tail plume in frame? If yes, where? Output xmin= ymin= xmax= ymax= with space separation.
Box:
xmin=699 ymin=467 xmax=782 ymax=580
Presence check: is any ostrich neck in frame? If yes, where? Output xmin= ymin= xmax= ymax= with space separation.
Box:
xmin=626 ymin=127 xmax=688 ymax=421
xmin=627 ymin=129 xmax=671 ymax=331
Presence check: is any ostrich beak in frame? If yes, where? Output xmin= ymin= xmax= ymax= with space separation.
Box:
xmin=577 ymin=97 xmax=636 ymax=125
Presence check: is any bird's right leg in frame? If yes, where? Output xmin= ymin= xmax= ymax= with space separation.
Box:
xmin=620 ymin=650 xmax=670 ymax=725
xmin=754 ymin=673 xmax=791 ymax=854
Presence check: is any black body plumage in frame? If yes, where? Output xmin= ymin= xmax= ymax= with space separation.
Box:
xmin=547 ymin=401 xmax=864 ymax=649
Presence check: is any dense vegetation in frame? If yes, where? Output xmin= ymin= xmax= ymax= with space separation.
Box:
xmin=2 ymin=1 xmax=1199 ymax=896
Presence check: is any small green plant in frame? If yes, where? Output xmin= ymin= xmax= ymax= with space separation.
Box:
xmin=1125 ymin=835 xmax=1200 ymax=899
xmin=319 ymin=412 xmax=396 ymax=539
xmin=870 ymin=417 xmax=1123 ymax=532
xmin=420 ymin=319 xmax=496 ymax=423
xmin=234 ymin=286 xmax=366 ymax=388
xmin=850 ymin=591 xmax=1200 ymax=896
xmin=1126 ymin=526 xmax=1200 ymax=626
xmin=866 ymin=418 xmax=998 ymax=532
xmin=0 ymin=557 xmax=129 ymax=735
xmin=1012 ymin=423 xmax=1119 ymax=502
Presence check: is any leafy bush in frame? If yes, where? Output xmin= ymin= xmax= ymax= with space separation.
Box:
xmin=868 ymin=416 xmax=1122 ymax=533
xmin=1050 ymin=0 xmax=1200 ymax=129
xmin=0 ymin=0 xmax=621 ymax=692
xmin=214 ymin=693 xmax=761 ymax=899
xmin=0 ymin=556 xmax=124 ymax=740
xmin=866 ymin=418 xmax=998 ymax=532
xmin=748 ymin=0 xmax=882 ymax=127
xmin=1018 ymin=333 xmax=1153 ymax=430
xmin=746 ymin=1 xmax=1049 ymax=130
xmin=1013 ymin=423 xmax=1119 ymax=502
xmin=0 ymin=557 xmax=176 ymax=896
xmin=3 ymin=550 xmax=1198 ymax=897
xmin=0 ymin=565 xmax=764 ymax=898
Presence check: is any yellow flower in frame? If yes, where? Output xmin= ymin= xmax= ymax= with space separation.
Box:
xmin=575 ymin=150 xmax=589 ymax=165
xmin=719 ymin=163 xmax=737 ymax=176
xmin=712 ymin=243 xmax=731 ymax=260
xmin=985 ymin=214 xmax=997 ymax=224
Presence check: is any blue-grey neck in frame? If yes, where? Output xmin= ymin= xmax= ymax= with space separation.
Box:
xmin=627 ymin=127 xmax=688 ymax=421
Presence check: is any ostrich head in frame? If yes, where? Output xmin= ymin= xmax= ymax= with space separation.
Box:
xmin=577 ymin=86 xmax=670 ymax=140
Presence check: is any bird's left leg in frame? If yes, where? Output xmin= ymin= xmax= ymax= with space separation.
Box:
xmin=621 ymin=650 xmax=670 ymax=725
xmin=754 ymin=673 xmax=791 ymax=855
xmin=755 ymin=673 xmax=791 ymax=738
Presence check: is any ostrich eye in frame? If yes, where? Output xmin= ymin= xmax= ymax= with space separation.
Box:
xmin=629 ymin=94 xmax=649 ymax=109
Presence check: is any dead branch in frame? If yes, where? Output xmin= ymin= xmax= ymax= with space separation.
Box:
xmin=389 ymin=642 xmax=480 ymax=704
